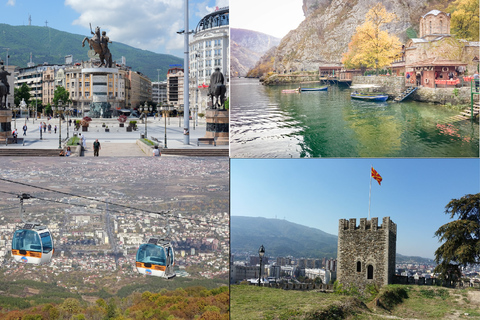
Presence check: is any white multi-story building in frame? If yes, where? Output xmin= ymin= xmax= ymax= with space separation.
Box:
xmin=152 ymin=80 xmax=167 ymax=106
xmin=189 ymin=7 xmax=229 ymax=114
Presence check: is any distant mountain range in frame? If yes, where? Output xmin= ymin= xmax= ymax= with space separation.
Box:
xmin=230 ymin=28 xmax=281 ymax=77
xmin=231 ymin=216 xmax=435 ymax=265
xmin=0 ymin=24 xmax=183 ymax=81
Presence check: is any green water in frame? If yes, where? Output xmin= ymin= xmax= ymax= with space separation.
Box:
xmin=230 ymin=78 xmax=479 ymax=158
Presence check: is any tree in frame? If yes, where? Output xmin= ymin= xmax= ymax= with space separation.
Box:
xmin=448 ymin=0 xmax=479 ymax=41
xmin=52 ymin=86 xmax=71 ymax=107
xmin=342 ymin=3 xmax=402 ymax=72
xmin=13 ymin=83 xmax=31 ymax=107
xmin=434 ymin=193 xmax=480 ymax=281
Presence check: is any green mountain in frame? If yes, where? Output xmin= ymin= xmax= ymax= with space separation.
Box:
xmin=231 ymin=216 xmax=435 ymax=264
xmin=0 ymin=24 xmax=183 ymax=81
xmin=231 ymin=216 xmax=338 ymax=259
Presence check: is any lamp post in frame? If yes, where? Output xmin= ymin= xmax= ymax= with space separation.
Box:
xmin=178 ymin=105 xmax=184 ymax=127
xmin=161 ymin=104 xmax=170 ymax=148
xmin=140 ymin=102 xmax=151 ymax=139
xmin=258 ymin=245 xmax=265 ymax=286
xmin=57 ymin=100 xmax=63 ymax=149
xmin=193 ymin=105 xmax=198 ymax=130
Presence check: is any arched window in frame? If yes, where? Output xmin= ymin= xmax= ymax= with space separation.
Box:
xmin=367 ymin=265 xmax=374 ymax=279
xmin=440 ymin=20 xmax=443 ymax=34
xmin=356 ymin=261 xmax=361 ymax=272
xmin=429 ymin=21 xmax=432 ymax=35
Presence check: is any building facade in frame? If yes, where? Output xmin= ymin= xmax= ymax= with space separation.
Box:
xmin=189 ymin=7 xmax=229 ymax=114
xmin=167 ymin=67 xmax=184 ymax=108
xmin=337 ymin=217 xmax=397 ymax=291
xmin=152 ymin=80 xmax=167 ymax=106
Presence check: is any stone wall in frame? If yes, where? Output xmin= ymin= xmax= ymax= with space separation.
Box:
xmin=352 ymin=76 xmax=406 ymax=96
xmin=412 ymin=87 xmax=472 ymax=105
xmin=337 ymin=217 xmax=397 ymax=292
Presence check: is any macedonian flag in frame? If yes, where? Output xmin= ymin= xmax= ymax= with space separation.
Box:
xmin=371 ymin=167 xmax=382 ymax=185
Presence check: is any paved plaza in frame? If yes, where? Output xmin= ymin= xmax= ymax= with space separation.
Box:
xmin=3 ymin=115 xmax=227 ymax=156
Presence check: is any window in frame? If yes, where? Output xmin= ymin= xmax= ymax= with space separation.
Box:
xmin=356 ymin=261 xmax=361 ymax=272
xmin=367 ymin=265 xmax=374 ymax=279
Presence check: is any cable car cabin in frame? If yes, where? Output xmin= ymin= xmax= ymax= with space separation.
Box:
xmin=12 ymin=223 xmax=54 ymax=265
xmin=136 ymin=238 xmax=175 ymax=279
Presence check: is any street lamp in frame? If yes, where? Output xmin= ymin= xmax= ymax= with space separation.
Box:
xmin=177 ymin=105 xmax=184 ymax=127
xmin=193 ymin=105 xmax=198 ymax=130
xmin=57 ymin=100 xmax=63 ymax=149
xmin=160 ymin=104 xmax=170 ymax=149
xmin=258 ymin=245 xmax=265 ymax=286
xmin=140 ymin=102 xmax=151 ymax=139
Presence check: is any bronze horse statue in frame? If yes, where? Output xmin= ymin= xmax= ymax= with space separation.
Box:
xmin=208 ymin=68 xmax=226 ymax=109
xmin=82 ymin=26 xmax=112 ymax=68
xmin=208 ymin=83 xmax=226 ymax=109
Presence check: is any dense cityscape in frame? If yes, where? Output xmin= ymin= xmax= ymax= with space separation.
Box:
xmin=0 ymin=157 xmax=229 ymax=293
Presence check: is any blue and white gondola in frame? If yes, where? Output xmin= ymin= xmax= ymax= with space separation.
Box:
xmin=136 ymin=238 xmax=176 ymax=279
xmin=12 ymin=223 xmax=54 ymax=265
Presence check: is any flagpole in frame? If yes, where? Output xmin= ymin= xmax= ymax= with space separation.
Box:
xmin=368 ymin=166 xmax=372 ymax=220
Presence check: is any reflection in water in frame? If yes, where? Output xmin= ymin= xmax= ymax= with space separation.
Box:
xmin=230 ymin=78 xmax=479 ymax=158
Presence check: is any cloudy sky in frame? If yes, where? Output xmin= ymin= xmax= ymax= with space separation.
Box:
xmin=230 ymin=0 xmax=305 ymax=38
xmin=2 ymin=0 xmax=228 ymax=57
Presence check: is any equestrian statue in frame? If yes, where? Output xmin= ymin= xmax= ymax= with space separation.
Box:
xmin=208 ymin=67 xmax=226 ymax=109
xmin=82 ymin=25 xmax=113 ymax=68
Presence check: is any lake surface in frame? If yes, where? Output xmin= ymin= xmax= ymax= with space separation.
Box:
xmin=230 ymin=78 xmax=479 ymax=158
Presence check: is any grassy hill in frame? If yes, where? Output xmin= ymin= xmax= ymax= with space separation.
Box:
xmin=231 ymin=284 xmax=480 ymax=319
xmin=0 ymin=24 xmax=183 ymax=80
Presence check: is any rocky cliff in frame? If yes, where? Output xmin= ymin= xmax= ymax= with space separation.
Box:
xmin=230 ymin=28 xmax=281 ymax=77
xmin=270 ymin=0 xmax=452 ymax=73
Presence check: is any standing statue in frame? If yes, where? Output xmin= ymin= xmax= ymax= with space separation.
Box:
xmin=0 ymin=65 xmax=11 ymax=109
xmin=208 ymin=67 xmax=226 ymax=109
xmin=82 ymin=25 xmax=113 ymax=68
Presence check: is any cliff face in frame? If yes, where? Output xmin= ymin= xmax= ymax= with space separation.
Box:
xmin=230 ymin=28 xmax=281 ymax=77
xmin=272 ymin=0 xmax=452 ymax=73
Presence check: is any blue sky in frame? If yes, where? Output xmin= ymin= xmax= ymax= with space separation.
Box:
xmin=1 ymin=0 xmax=228 ymax=57
xmin=230 ymin=0 xmax=304 ymax=38
xmin=231 ymin=159 xmax=480 ymax=260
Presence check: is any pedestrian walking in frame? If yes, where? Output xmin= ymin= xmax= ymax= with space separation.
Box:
xmin=48 ymin=123 xmax=52 ymax=133
xmin=54 ymin=125 xmax=57 ymax=134
xmin=22 ymin=124 xmax=27 ymax=136
xmin=93 ymin=139 xmax=101 ymax=156
xmin=12 ymin=129 xmax=17 ymax=143
xmin=43 ymin=122 xmax=46 ymax=133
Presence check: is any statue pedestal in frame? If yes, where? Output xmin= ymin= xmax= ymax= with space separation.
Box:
xmin=0 ymin=109 xmax=12 ymax=142
xmin=204 ymin=109 xmax=228 ymax=145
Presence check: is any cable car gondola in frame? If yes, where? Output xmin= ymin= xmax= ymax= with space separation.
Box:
xmin=136 ymin=237 xmax=175 ymax=279
xmin=12 ymin=223 xmax=54 ymax=265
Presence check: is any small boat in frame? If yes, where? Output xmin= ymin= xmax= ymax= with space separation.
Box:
xmin=351 ymin=92 xmax=388 ymax=102
xmin=281 ymin=89 xmax=299 ymax=93
xmin=300 ymin=86 xmax=328 ymax=92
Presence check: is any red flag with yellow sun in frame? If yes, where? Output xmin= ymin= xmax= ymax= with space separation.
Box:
xmin=371 ymin=167 xmax=382 ymax=185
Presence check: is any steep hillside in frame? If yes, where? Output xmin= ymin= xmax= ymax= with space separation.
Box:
xmin=231 ymin=216 xmax=338 ymax=258
xmin=230 ymin=28 xmax=281 ymax=77
xmin=269 ymin=0 xmax=454 ymax=73
xmin=0 ymin=24 xmax=182 ymax=80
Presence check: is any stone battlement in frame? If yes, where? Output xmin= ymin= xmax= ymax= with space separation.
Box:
xmin=338 ymin=216 xmax=396 ymax=234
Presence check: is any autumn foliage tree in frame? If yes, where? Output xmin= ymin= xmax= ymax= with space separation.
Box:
xmin=342 ymin=3 xmax=402 ymax=72
xmin=448 ymin=0 xmax=479 ymax=41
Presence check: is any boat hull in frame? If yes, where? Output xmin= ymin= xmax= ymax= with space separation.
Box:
xmin=351 ymin=93 xmax=388 ymax=102
xmin=300 ymin=87 xmax=328 ymax=92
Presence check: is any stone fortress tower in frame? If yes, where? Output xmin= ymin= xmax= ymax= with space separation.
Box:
xmin=337 ymin=217 xmax=396 ymax=291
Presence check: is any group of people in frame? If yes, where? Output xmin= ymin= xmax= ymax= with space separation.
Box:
xmin=38 ymin=122 xmax=57 ymax=134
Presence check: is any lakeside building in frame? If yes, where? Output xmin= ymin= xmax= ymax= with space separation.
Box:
xmin=189 ymin=7 xmax=229 ymax=114
xmin=392 ymin=9 xmax=479 ymax=88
